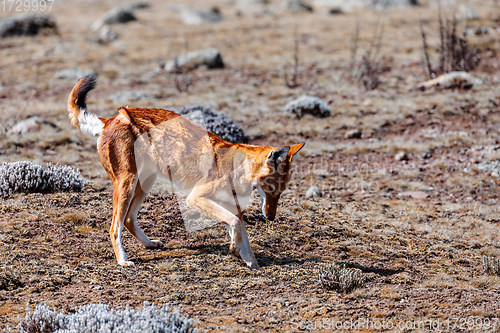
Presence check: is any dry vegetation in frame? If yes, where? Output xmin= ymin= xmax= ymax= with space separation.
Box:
xmin=1 ymin=0 xmax=500 ymax=331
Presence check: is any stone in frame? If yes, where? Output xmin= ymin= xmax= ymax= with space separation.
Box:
xmin=124 ymin=2 xmax=150 ymax=11
xmin=312 ymin=0 xmax=364 ymax=13
xmin=313 ymin=0 xmax=418 ymax=12
xmin=397 ymin=191 xmax=428 ymax=199
xmin=180 ymin=7 xmax=224 ymax=25
xmin=282 ymin=0 xmax=314 ymax=12
xmin=465 ymin=26 xmax=491 ymax=37
xmin=92 ymin=26 xmax=118 ymax=44
xmin=7 ymin=117 xmax=57 ymax=135
xmin=328 ymin=7 xmax=343 ymax=14
xmin=395 ymin=151 xmax=409 ymax=161
xmin=0 ymin=14 xmax=57 ymax=38
xmin=235 ymin=0 xmax=271 ymax=16
xmin=284 ymin=96 xmax=331 ymax=118
xmin=367 ymin=0 xmax=420 ymax=10
xmin=306 ymin=186 xmax=323 ymax=197
xmin=91 ymin=7 xmax=137 ymax=31
xmin=345 ymin=129 xmax=362 ymax=139
xmin=416 ymin=72 xmax=485 ymax=90
xmin=165 ymin=48 xmax=224 ymax=73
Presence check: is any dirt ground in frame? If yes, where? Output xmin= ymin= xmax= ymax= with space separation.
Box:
xmin=1 ymin=0 xmax=500 ymax=331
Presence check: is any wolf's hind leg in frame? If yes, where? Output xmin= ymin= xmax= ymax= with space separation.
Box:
xmin=124 ymin=173 xmax=163 ymax=249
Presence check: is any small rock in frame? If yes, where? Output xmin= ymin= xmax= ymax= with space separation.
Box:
xmin=465 ymin=26 xmax=491 ymax=37
xmin=422 ymin=151 xmax=433 ymax=159
xmin=7 ymin=117 xmax=58 ymax=135
xmin=235 ymin=0 xmax=271 ymax=16
xmin=92 ymin=26 xmax=118 ymax=44
xmin=345 ymin=129 xmax=362 ymax=139
xmin=165 ymin=48 xmax=224 ymax=73
xmin=457 ymin=5 xmax=479 ymax=20
xmin=282 ymin=0 xmax=314 ymax=12
xmin=91 ymin=7 xmax=137 ymax=31
xmin=52 ymin=68 xmax=96 ymax=81
xmin=328 ymin=7 xmax=343 ymax=14
xmin=236 ymin=0 xmax=269 ymax=8
xmin=367 ymin=0 xmax=420 ymax=10
xmin=110 ymin=90 xmax=155 ymax=104
xmin=397 ymin=191 xmax=428 ymax=199
xmin=284 ymin=96 xmax=331 ymax=118
xmin=395 ymin=151 xmax=409 ymax=161
xmin=180 ymin=7 xmax=224 ymax=25
xmin=236 ymin=0 xmax=269 ymax=6
xmin=123 ymin=2 xmax=150 ymax=10
xmin=306 ymin=186 xmax=322 ymax=198
xmin=0 ymin=13 xmax=57 ymax=39
xmin=312 ymin=0 xmax=364 ymax=13
xmin=416 ymin=72 xmax=484 ymax=90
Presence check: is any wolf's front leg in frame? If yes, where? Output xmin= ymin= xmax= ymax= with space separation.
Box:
xmin=187 ymin=193 xmax=259 ymax=269
xmin=227 ymin=220 xmax=259 ymax=270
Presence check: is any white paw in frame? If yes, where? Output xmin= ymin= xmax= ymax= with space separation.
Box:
xmin=246 ymin=260 xmax=260 ymax=270
xmin=118 ymin=260 xmax=135 ymax=266
xmin=146 ymin=240 xmax=163 ymax=249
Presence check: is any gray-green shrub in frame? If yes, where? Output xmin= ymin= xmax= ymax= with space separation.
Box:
xmin=13 ymin=302 xmax=196 ymax=333
xmin=0 ymin=161 xmax=88 ymax=197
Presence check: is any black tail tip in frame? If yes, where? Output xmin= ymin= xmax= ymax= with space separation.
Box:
xmin=77 ymin=74 xmax=97 ymax=97
xmin=79 ymin=74 xmax=97 ymax=90
xmin=74 ymin=75 xmax=97 ymax=110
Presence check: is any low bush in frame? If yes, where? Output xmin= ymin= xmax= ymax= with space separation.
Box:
xmin=13 ymin=302 xmax=196 ymax=333
xmin=0 ymin=161 xmax=88 ymax=197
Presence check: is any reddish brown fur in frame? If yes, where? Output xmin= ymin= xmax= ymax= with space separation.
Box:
xmin=68 ymin=76 xmax=305 ymax=269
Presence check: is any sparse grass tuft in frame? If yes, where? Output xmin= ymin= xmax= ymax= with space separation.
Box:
xmin=472 ymin=275 xmax=500 ymax=290
xmin=172 ymin=36 xmax=193 ymax=92
xmin=359 ymin=54 xmax=382 ymax=90
xmin=420 ymin=6 xmax=481 ymax=79
xmin=54 ymin=212 xmax=87 ymax=225
xmin=0 ymin=272 xmax=24 ymax=292
xmin=173 ymin=61 xmax=193 ymax=93
xmin=318 ymin=263 xmax=365 ymax=293
xmin=483 ymin=256 xmax=500 ymax=276
xmin=349 ymin=19 xmax=386 ymax=90
xmin=284 ymin=25 xmax=300 ymax=89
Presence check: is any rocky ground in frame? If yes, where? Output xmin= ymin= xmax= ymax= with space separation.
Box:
xmin=1 ymin=0 xmax=500 ymax=332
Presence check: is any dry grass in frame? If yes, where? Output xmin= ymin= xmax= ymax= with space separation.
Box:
xmin=420 ymin=5 xmax=481 ymax=78
xmin=483 ymin=256 xmax=500 ymax=276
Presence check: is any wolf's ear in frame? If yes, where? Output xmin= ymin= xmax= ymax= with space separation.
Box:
xmin=267 ymin=147 xmax=290 ymax=167
xmin=288 ymin=143 xmax=305 ymax=162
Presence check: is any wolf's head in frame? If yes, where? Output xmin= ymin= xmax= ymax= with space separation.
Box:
xmin=256 ymin=143 xmax=305 ymax=220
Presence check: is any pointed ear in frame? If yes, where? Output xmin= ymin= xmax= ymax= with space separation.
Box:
xmin=288 ymin=143 xmax=305 ymax=162
xmin=267 ymin=147 xmax=290 ymax=166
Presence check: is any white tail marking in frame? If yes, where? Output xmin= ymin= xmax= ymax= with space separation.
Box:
xmin=78 ymin=109 xmax=103 ymax=136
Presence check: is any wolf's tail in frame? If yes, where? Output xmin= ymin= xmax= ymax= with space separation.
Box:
xmin=67 ymin=75 xmax=104 ymax=137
